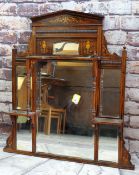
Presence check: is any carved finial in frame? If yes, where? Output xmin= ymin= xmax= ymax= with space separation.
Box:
xmin=13 ymin=45 xmax=17 ymax=49
xmin=123 ymin=46 xmax=126 ymax=50
xmin=124 ymin=36 xmax=127 ymax=50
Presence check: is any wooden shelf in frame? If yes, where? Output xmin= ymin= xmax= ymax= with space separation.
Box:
xmin=92 ymin=117 xmax=123 ymax=126
xmin=5 ymin=110 xmax=37 ymax=117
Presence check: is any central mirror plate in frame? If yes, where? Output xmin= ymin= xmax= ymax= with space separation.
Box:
xmin=36 ymin=61 xmax=94 ymax=160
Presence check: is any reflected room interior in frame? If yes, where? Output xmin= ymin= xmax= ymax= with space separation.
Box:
xmin=100 ymin=69 xmax=121 ymax=118
xmin=37 ymin=61 xmax=94 ymax=160
xmin=16 ymin=61 xmax=120 ymax=162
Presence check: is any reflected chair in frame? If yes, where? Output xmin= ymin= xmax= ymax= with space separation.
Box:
xmin=40 ymin=84 xmax=66 ymax=135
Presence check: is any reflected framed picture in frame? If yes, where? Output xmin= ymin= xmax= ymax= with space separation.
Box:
xmin=53 ymin=42 xmax=79 ymax=55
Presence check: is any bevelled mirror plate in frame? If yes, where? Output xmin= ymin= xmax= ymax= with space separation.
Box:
xmin=98 ymin=125 xmax=118 ymax=162
xmin=17 ymin=117 xmax=32 ymax=151
xmin=16 ymin=65 xmax=27 ymax=110
xmin=36 ymin=60 xmax=94 ymax=160
xmin=100 ymin=69 xmax=121 ymax=118
xmin=53 ymin=42 xmax=79 ymax=55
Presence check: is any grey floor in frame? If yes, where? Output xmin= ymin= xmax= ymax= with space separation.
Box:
xmin=0 ymin=133 xmax=139 ymax=175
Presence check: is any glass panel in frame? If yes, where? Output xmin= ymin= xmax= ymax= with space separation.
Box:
xmin=98 ymin=125 xmax=118 ymax=162
xmin=100 ymin=69 xmax=121 ymax=118
xmin=36 ymin=60 xmax=94 ymax=160
xmin=16 ymin=66 xmax=27 ymax=110
xmin=16 ymin=116 xmax=32 ymax=151
xmin=53 ymin=42 xmax=79 ymax=55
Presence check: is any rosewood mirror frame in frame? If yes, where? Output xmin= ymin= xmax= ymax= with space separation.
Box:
xmin=3 ymin=10 xmax=134 ymax=169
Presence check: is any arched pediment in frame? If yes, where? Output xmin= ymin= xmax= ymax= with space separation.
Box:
xmin=31 ymin=10 xmax=104 ymax=26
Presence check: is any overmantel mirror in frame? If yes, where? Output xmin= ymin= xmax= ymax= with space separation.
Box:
xmin=4 ymin=10 xmax=134 ymax=169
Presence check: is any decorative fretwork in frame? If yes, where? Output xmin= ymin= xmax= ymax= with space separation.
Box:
xmin=40 ymin=40 xmax=47 ymax=54
xmin=46 ymin=15 xmax=87 ymax=24
xmin=80 ymin=40 xmax=97 ymax=55
xmin=36 ymin=39 xmax=52 ymax=55
xmin=102 ymin=35 xmax=111 ymax=57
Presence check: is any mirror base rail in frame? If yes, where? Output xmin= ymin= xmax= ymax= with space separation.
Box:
xmin=3 ymin=145 xmax=134 ymax=170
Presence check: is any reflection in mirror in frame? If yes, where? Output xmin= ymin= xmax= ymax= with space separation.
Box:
xmin=36 ymin=61 xmax=94 ymax=160
xmin=100 ymin=69 xmax=121 ymax=118
xmin=53 ymin=42 xmax=79 ymax=55
xmin=16 ymin=66 xmax=27 ymax=110
xmin=17 ymin=116 xmax=32 ymax=151
xmin=98 ymin=125 xmax=118 ymax=162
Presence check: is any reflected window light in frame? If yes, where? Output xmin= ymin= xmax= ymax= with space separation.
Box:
xmin=72 ymin=94 xmax=81 ymax=105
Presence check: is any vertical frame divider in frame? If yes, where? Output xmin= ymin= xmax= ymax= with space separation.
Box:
xmin=26 ymin=59 xmax=31 ymax=112
xmin=12 ymin=47 xmax=17 ymax=109
xmin=11 ymin=48 xmax=17 ymax=150
xmin=120 ymin=47 xmax=127 ymax=119
xmin=94 ymin=124 xmax=99 ymax=161
xmin=93 ymin=59 xmax=100 ymax=161
xmin=11 ymin=115 xmax=17 ymax=150
xmin=31 ymin=60 xmax=38 ymax=153
xmin=118 ymin=47 xmax=127 ymax=164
